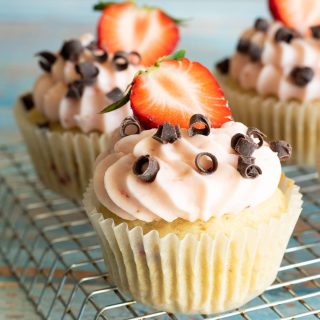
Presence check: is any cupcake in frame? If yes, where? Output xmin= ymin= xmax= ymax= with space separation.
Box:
xmin=215 ymin=0 xmax=320 ymax=165
xmin=15 ymin=2 xmax=181 ymax=199
xmin=84 ymin=54 xmax=302 ymax=314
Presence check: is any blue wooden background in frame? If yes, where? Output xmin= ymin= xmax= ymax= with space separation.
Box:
xmin=0 ymin=1 xmax=267 ymax=318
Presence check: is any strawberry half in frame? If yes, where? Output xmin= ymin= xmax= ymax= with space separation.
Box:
xmin=269 ymin=0 xmax=320 ymax=34
xmin=96 ymin=2 xmax=180 ymax=66
xmin=101 ymin=51 xmax=232 ymax=129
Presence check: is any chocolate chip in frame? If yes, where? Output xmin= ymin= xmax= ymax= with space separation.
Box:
xmin=132 ymin=155 xmax=160 ymax=183
xmin=274 ymin=27 xmax=296 ymax=43
xmin=231 ymin=134 xmax=257 ymax=157
xmin=120 ymin=116 xmax=141 ymax=137
xmin=21 ymin=93 xmax=34 ymax=111
xmin=269 ymin=140 xmax=292 ymax=161
xmin=237 ymin=38 xmax=251 ymax=54
xmin=290 ymin=66 xmax=314 ymax=86
xmin=188 ymin=114 xmax=211 ymax=137
xmin=249 ymin=43 xmax=263 ymax=62
xmin=237 ymin=156 xmax=262 ymax=179
xmin=128 ymin=51 xmax=141 ymax=65
xmin=75 ymin=62 xmax=99 ymax=85
xmin=153 ymin=123 xmax=181 ymax=144
xmin=93 ymin=49 xmax=108 ymax=63
xmin=66 ymin=80 xmax=85 ymax=99
xmin=216 ymin=58 xmax=230 ymax=74
xmin=60 ymin=39 xmax=83 ymax=62
xmin=106 ymin=87 xmax=124 ymax=102
xmin=86 ymin=40 xmax=98 ymax=51
xmin=254 ymin=18 xmax=270 ymax=32
xmin=37 ymin=121 xmax=50 ymax=129
xmin=113 ymin=51 xmax=129 ymax=71
xmin=247 ymin=127 xmax=266 ymax=148
xmin=35 ymin=51 xmax=57 ymax=72
xmin=311 ymin=25 xmax=320 ymax=39
xmin=195 ymin=152 xmax=218 ymax=175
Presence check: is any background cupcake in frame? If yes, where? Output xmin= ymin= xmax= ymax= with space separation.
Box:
xmin=15 ymin=1 xmax=181 ymax=199
xmin=84 ymin=55 xmax=302 ymax=314
xmin=216 ymin=0 xmax=320 ymax=165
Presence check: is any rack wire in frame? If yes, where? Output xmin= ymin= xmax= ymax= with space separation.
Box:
xmin=0 ymin=142 xmax=319 ymax=320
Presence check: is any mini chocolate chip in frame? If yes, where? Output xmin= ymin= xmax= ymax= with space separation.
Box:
xmin=232 ymin=134 xmax=257 ymax=157
xmin=311 ymin=25 xmax=320 ymax=39
xmin=238 ymin=156 xmax=262 ymax=179
xmin=247 ymin=127 xmax=266 ymax=148
xmin=249 ymin=43 xmax=263 ymax=62
xmin=106 ymin=87 xmax=124 ymax=102
xmin=290 ymin=67 xmax=314 ymax=86
xmin=195 ymin=152 xmax=218 ymax=175
xmin=37 ymin=121 xmax=50 ymax=129
xmin=188 ymin=114 xmax=211 ymax=137
xmin=269 ymin=140 xmax=292 ymax=161
xmin=254 ymin=18 xmax=270 ymax=32
xmin=274 ymin=27 xmax=296 ymax=43
xmin=66 ymin=80 xmax=85 ymax=99
xmin=21 ymin=93 xmax=34 ymax=111
xmin=133 ymin=155 xmax=160 ymax=182
xmin=60 ymin=39 xmax=83 ymax=62
xmin=237 ymin=38 xmax=251 ymax=54
xmin=128 ymin=51 xmax=141 ymax=65
xmin=75 ymin=62 xmax=99 ymax=85
xmin=86 ymin=40 xmax=98 ymax=51
xmin=113 ymin=51 xmax=129 ymax=71
xmin=93 ymin=49 xmax=108 ymax=63
xmin=120 ymin=116 xmax=141 ymax=137
xmin=216 ymin=58 xmax=230 ymax=74
xmin=153 ymin=123 xmax=181 ymax=144
xmin=35 ymin=51 xmax=57 ymax=72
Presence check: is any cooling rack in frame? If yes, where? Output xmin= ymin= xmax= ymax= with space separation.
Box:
xmin=0 ymin=142 xmax=319 ymax=320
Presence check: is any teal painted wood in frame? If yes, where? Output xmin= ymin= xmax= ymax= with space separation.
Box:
xmin=0 ymin=0 xmax=267 ymax=135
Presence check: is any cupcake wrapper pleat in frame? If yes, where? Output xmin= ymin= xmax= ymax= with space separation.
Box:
xmin=83 ymin=176 xmax=302 ymax=314
xmin=14 ymin=97 xmax=111 ymax=199
xmin=218 ymin=75 xmax=320 ymax=166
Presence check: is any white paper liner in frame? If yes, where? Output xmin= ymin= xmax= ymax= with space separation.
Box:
xmin=83 ymin=176 xmax=302 ymax=314
xmin=14 ymin=96 xmax=113 ymax=199
xmin=217 ymin=75 xmax=320 ymax=166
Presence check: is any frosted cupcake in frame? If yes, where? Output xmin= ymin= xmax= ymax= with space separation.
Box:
xmin=15 ymin=1 xmax=181 ymax=199
xmin=84 ymin=54 xmax=302 ymax=314
xmin=15 ymin=34 xmax=143 ymax=199
xmin=216 ymin=1 xmax=320 ymax=165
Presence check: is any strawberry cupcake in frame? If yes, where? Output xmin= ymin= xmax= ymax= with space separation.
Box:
xmin=216 ymin=0 xmax=320 ymax=165
xmin=84 ymin=54 xmax=302 ymax=314
xmin=15 ymin=2 xmax=181 ymax=199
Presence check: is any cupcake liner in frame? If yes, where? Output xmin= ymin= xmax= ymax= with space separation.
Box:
xmin=14 ymin=95 xmax=113 ymax=199
xmin=218 ymin=75 xmax=320 ymax=166
xmin=83 ymin=176 xmax=302 ymax=314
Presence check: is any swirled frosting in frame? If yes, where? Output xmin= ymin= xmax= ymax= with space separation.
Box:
xmin=33 ymin=33 xmax=142 ymax=135
xmin=93 ymin=121 xmax=282 ymax=222
xmin=226 ymin=20 xmax=320 ymax=102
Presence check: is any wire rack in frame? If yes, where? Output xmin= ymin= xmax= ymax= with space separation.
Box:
xmin=0 ymin=142 xmax=320 ymax=320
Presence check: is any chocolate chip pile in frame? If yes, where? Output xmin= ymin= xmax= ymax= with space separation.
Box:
xmin=216 ymin=18 xmax=320 ymax=87
xmin=34 ymin=38 xmax=142 ymax=101
xmin=119 ymin=115 xmax=292 ymax=183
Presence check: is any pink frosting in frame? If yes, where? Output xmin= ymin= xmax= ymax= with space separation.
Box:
xmin=33 ymin=33 xmax=142 ymax=137
xmin=93 ymin=121 xmax=282 ymax=222
xmin=230 ymin=21 xmax=320 ymax=102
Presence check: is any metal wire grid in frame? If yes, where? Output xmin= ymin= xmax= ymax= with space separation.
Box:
xmin=0 ymin=142 xmax=319 ymax=320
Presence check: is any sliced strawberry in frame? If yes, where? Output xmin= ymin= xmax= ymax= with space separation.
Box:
xmin=97 ymin=2 xmax=180 ymax=66
xmin=269 ymin=0 xmax=320 ymax=34
xmin=130 ymin=58 xmax=231 ymax=129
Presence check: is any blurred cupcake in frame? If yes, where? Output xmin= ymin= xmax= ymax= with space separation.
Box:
xmin=15 ymin=34 xmax=144 ymax=199
xmin=84 ymin=54 xmax=302 ymax=314
xmin=216 ymin=0 xmax=320 ymax=165
xmin=15 ymin=1 xmax=182 ymax=199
